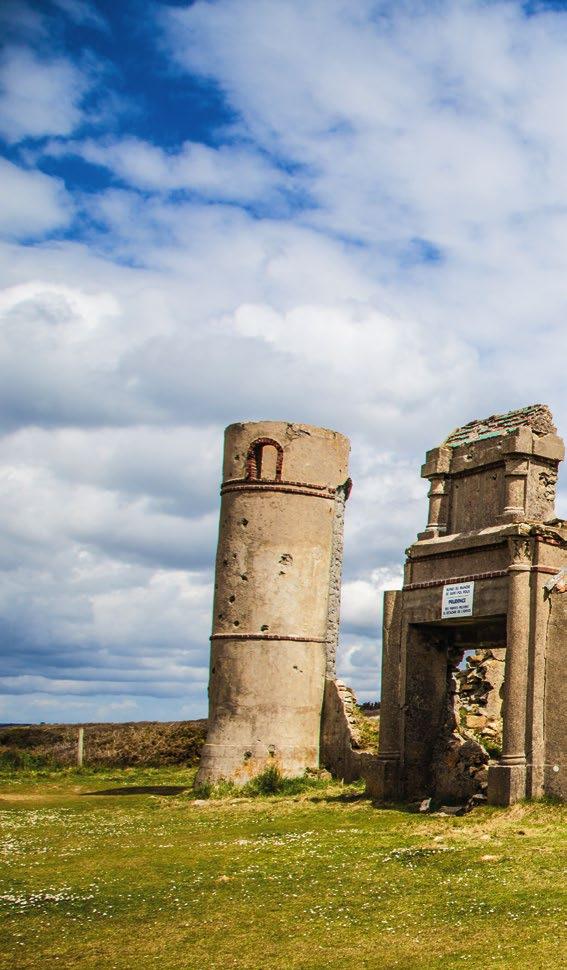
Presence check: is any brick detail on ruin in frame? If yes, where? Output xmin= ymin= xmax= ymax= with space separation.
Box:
xmin=403 ymin=562 xmax=560 ymax=591
xmin=220 ymin=480 xmax=336 ymax=500
xmin=223 ymin=477 xmax=331 ymax=490
xmin=245 ymin=437 xmax=284 ymax=481
xmin=534 ymin=533 xmax=567 ymax=548
xmin=210 ymin=633 xmax=327 ymax=643
xmin=444 ymin=403 xmax=556 ymax=448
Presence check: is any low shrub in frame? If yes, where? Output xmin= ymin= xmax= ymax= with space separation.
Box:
xmin=0 ymin=750 xmax=54 ymax=772
xmin=353 ymin=705 xmax=380 ymax=752
xmin=194 ymin=765 xmax=333 ymax=800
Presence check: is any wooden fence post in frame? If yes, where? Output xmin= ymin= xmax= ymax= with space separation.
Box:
xmin=77 ymin=727 xmax=84 ymax=767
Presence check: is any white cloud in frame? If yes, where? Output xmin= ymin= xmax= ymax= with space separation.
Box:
xmin=0 ymin=278 xmax=164 ymax=429
xmin=232 ymin=302 xmax=476 ymax=408
xmin=0 ymin=46 xmax=91 ymax=143
xmin=161 ymin=0 xmax=567 ymax=306
xmin=336 ymin=560 xmax=404 ymax=703
xmin=341 ymin=566 xmax=404 ymax=635
xmin=46 ymin=136 xmax=287 ymax=203
xmin=0 ymin=159 xmax=71 ymax=238
xmin=4 ymin=0 xmax=567 ymax=719
xmin=0 ymin=424 xmax=220 ymax=516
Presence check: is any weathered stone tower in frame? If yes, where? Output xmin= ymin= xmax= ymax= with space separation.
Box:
xmin=196 ymin=421 xmax=351 ymax=785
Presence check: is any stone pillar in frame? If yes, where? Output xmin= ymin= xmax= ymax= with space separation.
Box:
xmin=425 ymin=475 xmax=448 ymax=536
xmin=526 ymin=565 xmax=549 ymax=799
xmin=418 ymin=446 xmax=451 ymax=540
xmin=488 ymin=536 xmax=531 ymax=805
xmin=500 ymin=458 xmax=528 ymax=523
xmin=196 ymin=421 xmax=350 ymax=785
xmin=325 ymin=478 xmax=352 ymax=679
xmin=365 ymin=589 xmax=403 ymax=800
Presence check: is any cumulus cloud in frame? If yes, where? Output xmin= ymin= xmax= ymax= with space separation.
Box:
xmin=342 ymin=566 xmax=403 ymax=634
xmin=161 ymin=0 xmax=567 ymax=350
xmin=2 ymin=0 xmax=567 ymax=720
xmin=0 ymin=46 xmax=91 ymax=143
xmin=0 ymin=159 xmax=71 ymax=238
xmin=338 ymin=566 xmax=404 ymax=701
xmin=0 ymin=280 xmax=162 ymax=430
xmin=46 ymin=136 xmax=288 ymax=203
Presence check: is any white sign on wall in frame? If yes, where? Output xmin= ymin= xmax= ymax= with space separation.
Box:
xmin=441 ymin=581 xmax=474 ymax=619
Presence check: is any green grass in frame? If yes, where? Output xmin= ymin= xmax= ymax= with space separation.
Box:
xmin=0 ymin=767 xmax=566 ymax=969
xmin=193 ymin=763 xmax=335 ymax=799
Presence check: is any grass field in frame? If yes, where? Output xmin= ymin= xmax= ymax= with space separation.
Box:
xmin=1 ymin=767 xmax=566 ymax=970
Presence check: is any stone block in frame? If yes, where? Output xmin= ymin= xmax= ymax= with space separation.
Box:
xmin=363 ymin=757 xmax=400 ymax=802
xmin=487 ymin=763 xmax=527 ymax=806
xmin=533 ymin=434 xmax=565 ymax=462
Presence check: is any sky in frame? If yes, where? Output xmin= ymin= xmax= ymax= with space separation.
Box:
xmin=1 ymin=0 xmax=567 ymax=724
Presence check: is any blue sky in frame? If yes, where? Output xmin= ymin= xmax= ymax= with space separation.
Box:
xmin=1 ymin=0 xmax=567 ymax=723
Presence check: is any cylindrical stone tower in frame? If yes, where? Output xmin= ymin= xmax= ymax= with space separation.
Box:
xmin=196 ymin=420 xmax=350 ymax=785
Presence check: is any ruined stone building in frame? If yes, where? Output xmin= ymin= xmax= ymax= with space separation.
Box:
xmin=198 ymin=406 xmax=567 ymax=806
xmin=373 ymin=405 xmax=567 ymax=805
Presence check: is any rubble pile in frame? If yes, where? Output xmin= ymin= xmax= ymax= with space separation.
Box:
xmin=430 ymin=647 xmax=490 ymax=806
xmin=456 ymin=648 xmax=505 ymax=752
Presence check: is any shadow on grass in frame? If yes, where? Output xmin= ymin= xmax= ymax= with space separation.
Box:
xmin=82 ymin=785 xmax=190 ymax=796
xmin=304 ymin=793 xmax=457 ymax=812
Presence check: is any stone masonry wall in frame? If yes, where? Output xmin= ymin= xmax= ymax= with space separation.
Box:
xmin=320 ymin=680 xmax=379 ymax=782
xmin=456 ymin=648 xmax=505 ymax=752
xmin=325 ymin=481 xmax=350 ymax=678
xmin=429 ymin=647 xmax=505 ymax=806
xmin=430 ymin=647 xmax=489 ymax=805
